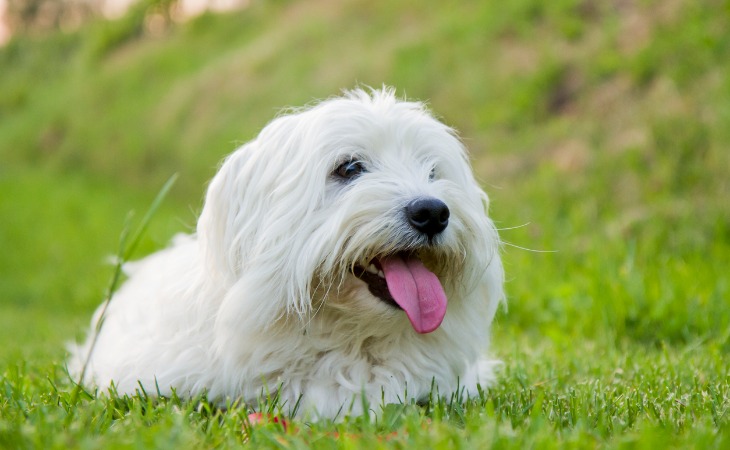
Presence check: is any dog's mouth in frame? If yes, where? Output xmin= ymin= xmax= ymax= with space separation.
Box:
xmin=353 ymin=252 xmax=447 ymax=334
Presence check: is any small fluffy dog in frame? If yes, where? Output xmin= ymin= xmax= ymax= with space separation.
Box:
xmin=68 ymin=87 xmax=504 ymax=418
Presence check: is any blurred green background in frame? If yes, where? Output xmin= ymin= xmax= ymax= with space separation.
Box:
xmin=0 ymin=0 xmax=728 ymax=445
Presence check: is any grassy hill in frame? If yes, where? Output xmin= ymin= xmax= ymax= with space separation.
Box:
xmin=1 ymin=0 xmax=729 ymax=448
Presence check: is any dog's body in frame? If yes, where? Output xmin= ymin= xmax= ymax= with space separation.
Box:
xmin=68 ymin=88 xmax=504 ymax=418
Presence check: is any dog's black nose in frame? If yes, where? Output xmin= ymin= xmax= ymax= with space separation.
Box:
xmin=406 ymin=197 xmax=450 ymax=239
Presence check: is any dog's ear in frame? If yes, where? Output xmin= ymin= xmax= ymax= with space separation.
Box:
xmin=197 ymin=147 xmax=253 ymax=281
xmin=197 ymin=115 xmax=324 ymax=332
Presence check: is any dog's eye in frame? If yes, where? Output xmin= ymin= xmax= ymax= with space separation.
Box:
xmin=335 ymin=159 xmax=367 ymax=180
xmin=429 ymin=167 xmax=436 ymax=181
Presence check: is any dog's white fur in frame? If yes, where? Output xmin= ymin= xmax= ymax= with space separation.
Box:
xmin=68 ymin=87 xmax=504 ymax=418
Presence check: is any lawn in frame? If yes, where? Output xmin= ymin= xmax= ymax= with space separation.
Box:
xmin=1 ymin=0 xmax=729 ymax=448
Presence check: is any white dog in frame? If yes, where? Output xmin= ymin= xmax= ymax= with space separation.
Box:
xmin=68 ymin=87 xmax=504 ymax=418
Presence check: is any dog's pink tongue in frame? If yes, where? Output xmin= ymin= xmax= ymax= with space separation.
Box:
xmin=380 ymin=255 xmax=447 ymax=334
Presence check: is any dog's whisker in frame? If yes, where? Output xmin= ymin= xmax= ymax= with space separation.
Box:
xmin=501 ymin=240 xmax=558 ymax=253
xmin=494 ymin=222 xmax=532 ymax=231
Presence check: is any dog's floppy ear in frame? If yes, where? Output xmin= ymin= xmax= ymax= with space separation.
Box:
xmin=197 ymin=147 xmax=253 ymax=281
xmin=197 ymin=114 xmax=323 ymax=334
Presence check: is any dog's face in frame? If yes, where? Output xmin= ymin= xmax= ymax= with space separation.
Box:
xmin=198 ymin=89 xmax=500 ymax=335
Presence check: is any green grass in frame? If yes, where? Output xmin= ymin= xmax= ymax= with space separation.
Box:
xmin=1 ymin=0 xmax=729 ymax=448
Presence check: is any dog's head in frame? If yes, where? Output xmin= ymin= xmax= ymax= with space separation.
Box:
xmin=198 ymin=87 xmax=501 ymax=335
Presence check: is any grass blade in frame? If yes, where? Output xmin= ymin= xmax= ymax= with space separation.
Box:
xmin=65 ymin=174 xmax=178 ymax=424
